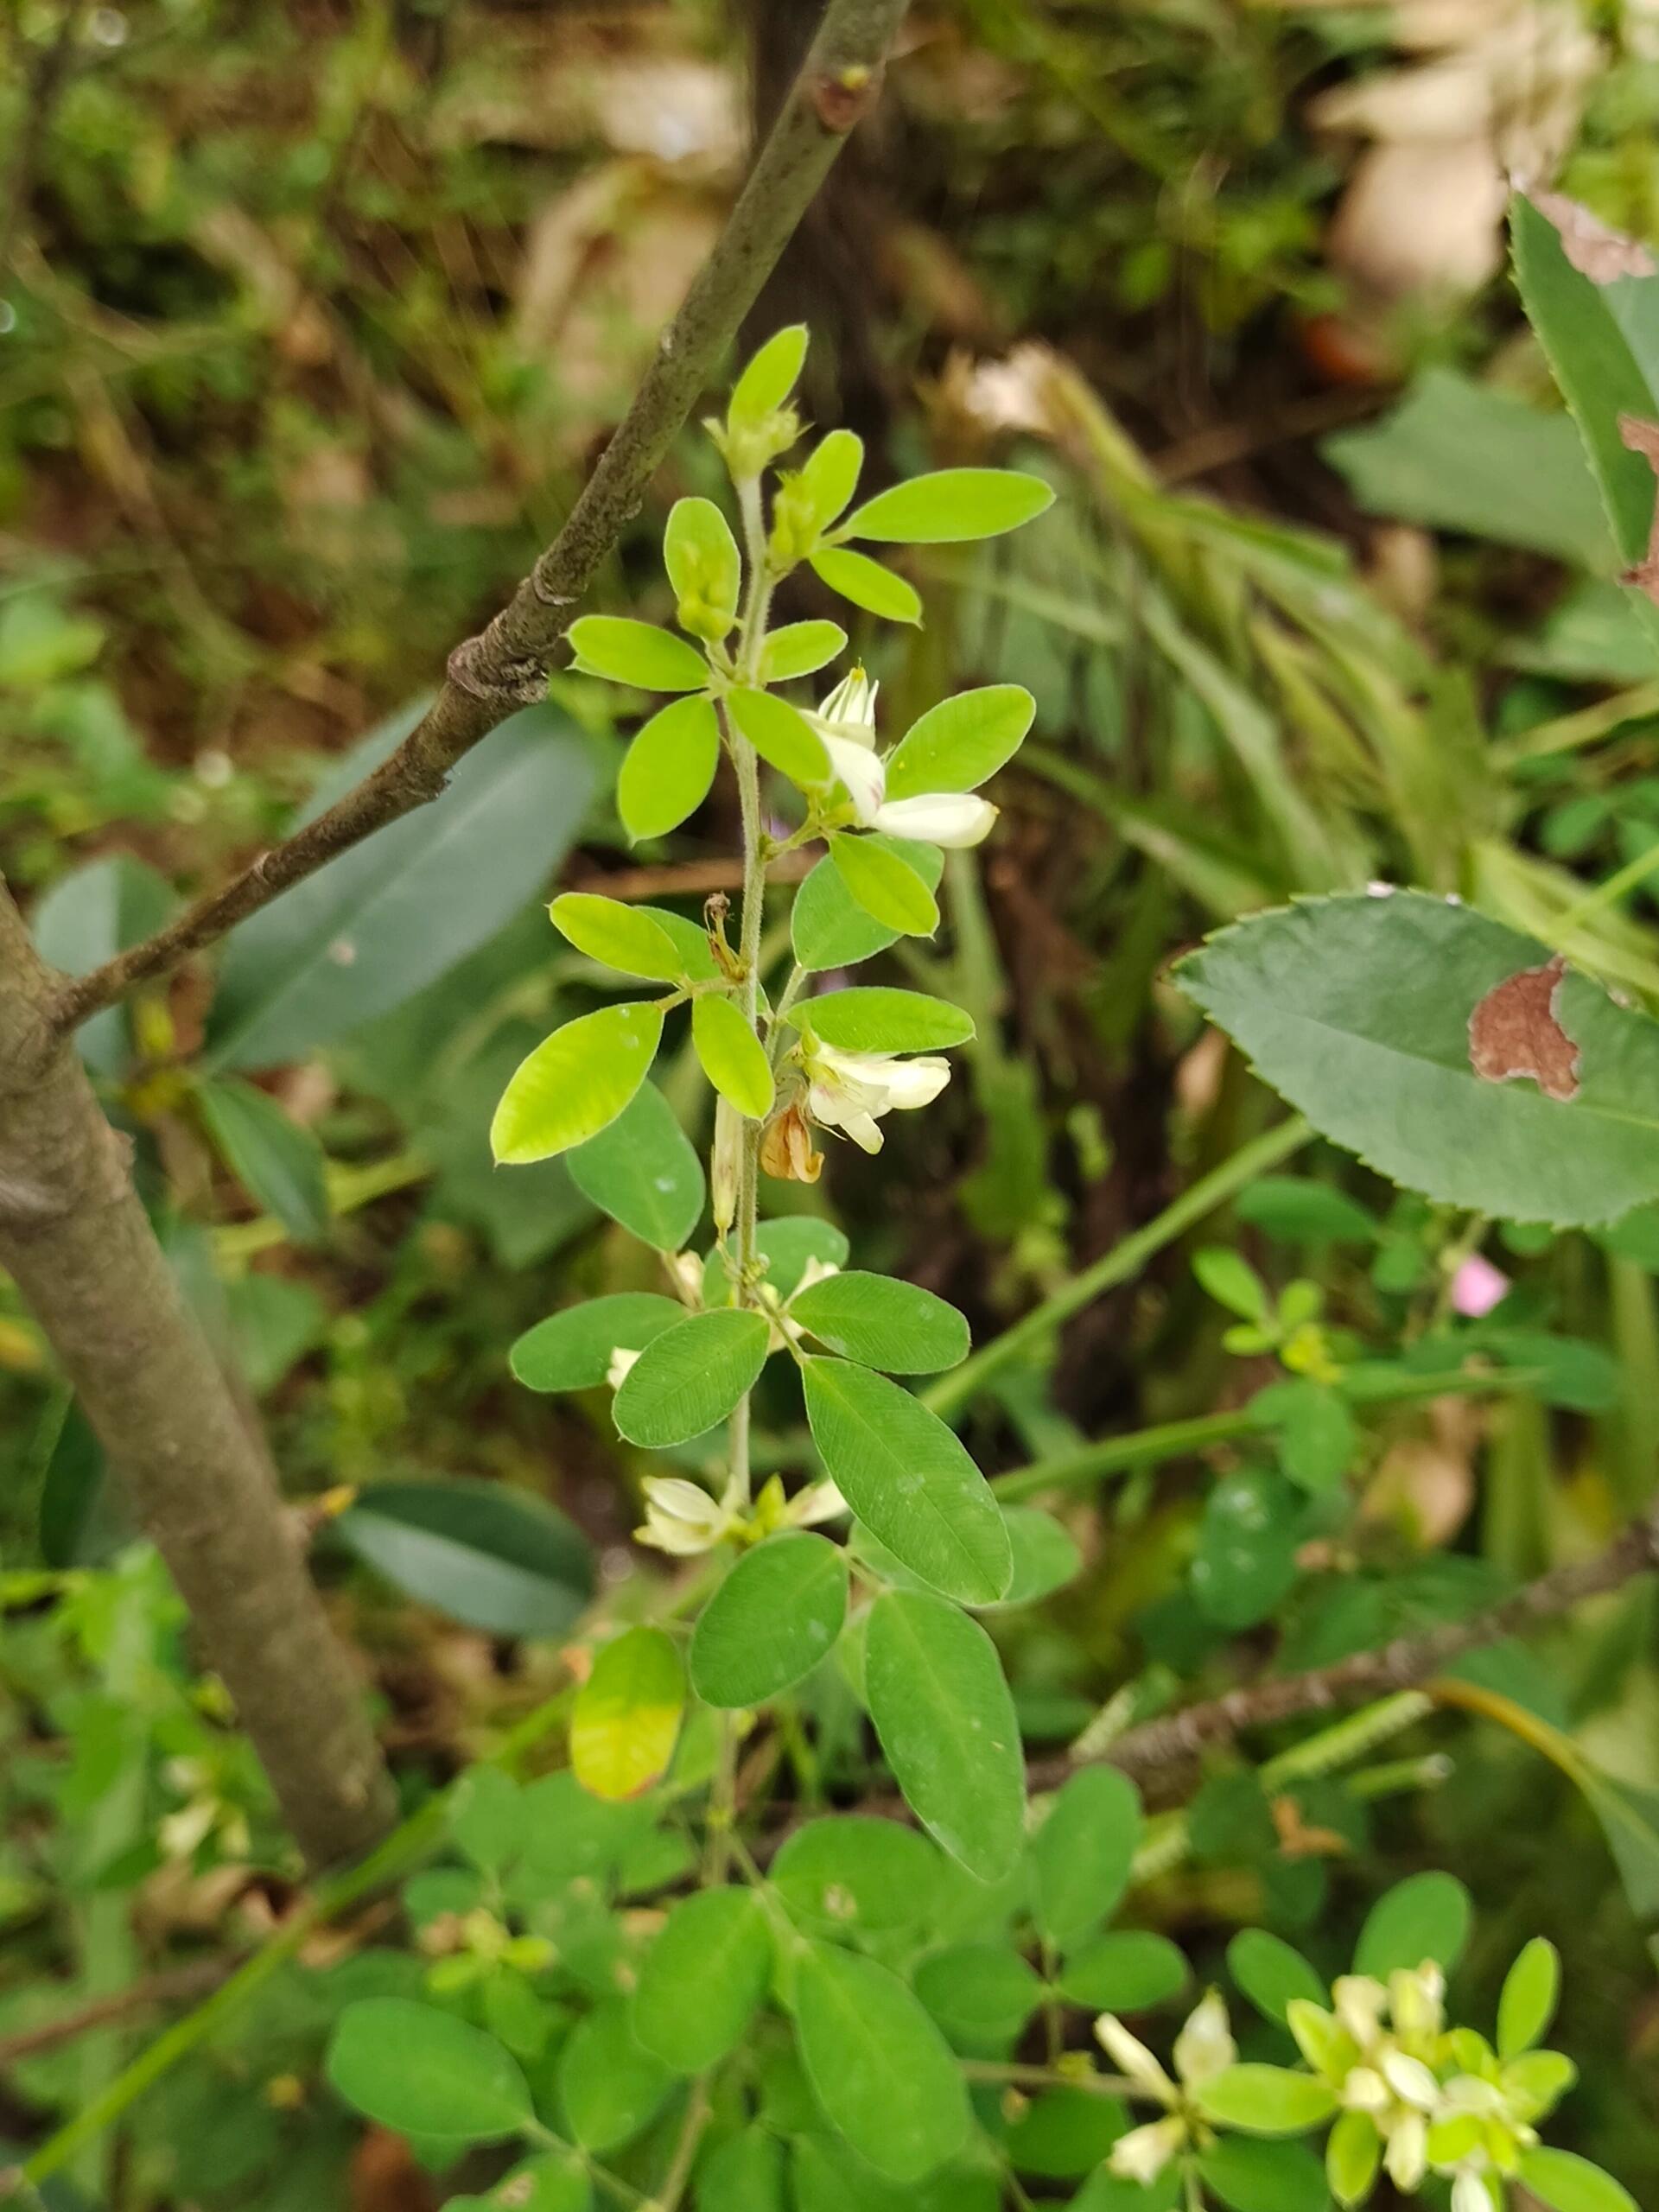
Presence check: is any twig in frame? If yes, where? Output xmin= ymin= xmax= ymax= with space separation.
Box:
xmin=46 ymin=0 xmax=911 ymax=1035
xmin=1089 ymin=1507 xmax=1659 ymax=1783
xmin=0 ymin=1960 xmax=231 ymax=2069
xmin=567 ymin=853 xmax=811 ymax=905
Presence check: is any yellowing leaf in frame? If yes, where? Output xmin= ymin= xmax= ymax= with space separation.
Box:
xmin=570 ymin=1626 xmax=684 ymax=1802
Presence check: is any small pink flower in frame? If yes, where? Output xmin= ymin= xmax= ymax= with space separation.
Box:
xmin=1452 ymin=1253 xmax=1509 ymax=1318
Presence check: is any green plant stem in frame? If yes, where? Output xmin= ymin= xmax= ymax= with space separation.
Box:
xmin=991 ymin=1363 xmax=1541 ymax=1503
xmin=652 ymin=2075 xmax=714 ymax=2212
xmin=1552 ymin=835 xmax=1659 ymax=938
xmin=923 ymin=1115 xmax=1311 ymax=1421
xmin=960 ymin=2060 xmax=1135 ymax=2098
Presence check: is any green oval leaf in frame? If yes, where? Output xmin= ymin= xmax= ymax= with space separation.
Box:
xmin=1354 ymin=1870 xmax=1471 ymax=1979
xmin=632 ymin=1885 xmax=772 ymax=2072
xmin=510 ymin=1291 xmax=686 ymax=1392
xmin=207 ymin=701 xmax=592 ymax=1070
xmin=1227 ymin=1929 xmax=1327 ymax=2027
xmin=692 ymin=993 xmax=775 ymax=1118
xmin=884 ymin=686 xmax=1036 ymax=800
xmin=760 ymin=621 xmax=848 ymax=683
xmin=1031 ymin=1767 xmax=1142 ymax=1947
xmin=990 ymin=1506 xmax=1083 ymax=1611
xmin=730 ymin=326 xmax=807 ymax=428
xmin=557 ymin=1994 xmax=673 ymax=2151
xmin=197 ymin=1077 xmax=328 ymax=1244
xmin=613 ymin=1307 xmax=772 ymax=1446
xmin=550 ymin=893 xmax=685 ymax=981
xmin=802 ymin=1358 xmax=1010 ymax=1602
xmin=567 ymin=1082 xmax=705 ymax=1250
xmin=568 ymin=615 xmax=709 ymax=692
xmin=864 ymin=1588 xmax=1026 ymax=1881
xmin=690 ymin=1532 xmax=849 ymax=1707
xmin=829 ymin=834 xmax=939 ymax=937
xmin=771 ymin=1815 xmax=943 ymax=1933
xmin=808 ymin=546 xmax=923 ymax=625
xmin=570 ymin=1626 xmax=684 ymax=1802
xmin=1193 ymin=2064 xmax=1338 ymax=2135
xmin=793 ymin=1941 xmax=970 ymax=2182
xmin=491 ymin=1001 xmax=664 ymax=1164
xmin=334 ymin=1481 xmax=594 ymax=1637
xmin=1179 ymin=891 xmax=1659 ymax=1227
xmin=1498 ymin=1936 xmax=1561 ymax=2057
xmin=1057 ymin=1930 xmax=1188 ymax=2012
xmin=791 ymin=1272 xmax=969 ymax=1374
xmin=618 ymin=695 xmax=721 ymax=841
xmin=791 ymin=836 xmax=944 ymax=970
xmin=1198 ymin=2135 xmax=1330 ymax=2212
xmin=726 ymin=686 xmax=830 ymax=786
xmin=915 ymin=1944 xmax=1044 ymax=2052
xmin=326 ymin=1998 xmax=531 ymax=2142
xmin=841 ymin=468 xmax=1055 ymax=545
xmin=794 ymin=986 xmax=975 ymax=1053
xmin=1519 ymin=2147 xmax=1638 ymax=2212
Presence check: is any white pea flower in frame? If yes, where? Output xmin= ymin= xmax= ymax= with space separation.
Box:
xmin=1386 ymin=2110 xmax=1429 ymax=2191
xmin=869 ymin=791 xmax=998 ymax=848
xmin=808 ymin=668 xmax=999 ymax=849
xmin=635 ymin=1476 xmax=735 ymax=1557
xmin=606 ymin=1344 xmax=642 ymax=1390
xmin=782 ymin=1478 xmax=849 ymax=1527
xmin=1452 ymin=2170 xmax=1495 ymax=2212
xmin=791 ymin=1255 xmax=842 ymax=1294
xmin=1096 ymin=1993 xmax=1236 ymax=2188
xmin=802 ymin=1037 xmax=950 ymax=1154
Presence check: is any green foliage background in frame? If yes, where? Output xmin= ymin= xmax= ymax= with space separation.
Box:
xmin=6 ymin=1 xmax=1659 ymax=2206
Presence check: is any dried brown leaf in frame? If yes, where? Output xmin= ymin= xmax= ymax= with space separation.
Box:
xmin=1467 ymin=953 xmax=1580 ymax=1101
xmin=1531 ymin=189 xmax=1657 ymax=283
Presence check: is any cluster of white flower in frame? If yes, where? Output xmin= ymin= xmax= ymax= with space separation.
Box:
xmin=1096 ymin=1990 xmax=1236 ymax=2183
xmin=1288 ymin=1961 xmax=1573 ymax=2210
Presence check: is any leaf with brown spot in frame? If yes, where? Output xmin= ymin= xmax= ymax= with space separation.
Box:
xmin=1469 ymin=955 xmax=1581 ymax=1101
xmin=1529 ymin=191 xmax=1657 ymax=284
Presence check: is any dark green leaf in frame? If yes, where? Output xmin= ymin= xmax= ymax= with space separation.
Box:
xmin=197 ymin=1077 xmax=329 ymax=1243
xmin=793 ymin=1942 xmax=970 ymax=2182
xmin=690 ymin=1533 xmax=849 ymax=1706
xmin=568 ymin=1084 xmax=704 ymax=1250
xmin=334 ymin=1481 xmax=594 ymax=1637
xmin=791 ymin=1272 xmax=969 ymax=1373
xmin=613 ymin=1308 xmax=771 ymax=1446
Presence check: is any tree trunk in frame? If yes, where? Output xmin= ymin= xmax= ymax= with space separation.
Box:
xmin=0 ymin=886 xmax=394 ymax=1870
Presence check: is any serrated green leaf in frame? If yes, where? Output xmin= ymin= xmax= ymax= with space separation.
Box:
xmin=570 ymin=1626 xmax=684 ymax=1802
xmin=613 ymin=1306 xmax=770 ymax=1446
xmin=550 ymin=893 xmax=685 ymax=981
xmin=690 ymin=1532 xmax=849 ymax=1706
xmin=864 ymin=1588 xmax=1026 ymax=1881
xmin=790 ymin=1272 xmax=969 ymax=1373
xmin=791 ymin=836 xmax=944 ymax=969
xmin=793 ymin=1942 xmax=970 ymax=2181
xmin=809 ymin=546 xmax=923 ymax=624
xmin=632 ymin=1886 xmax=772 ymax=2072
xmin=1180 ymin=890 xmax=1659 ymax=1226
xmin=568 ymin=1081 xmax=704 ymax=1249
xmin=842 ymin=468 xmax=1055 ymax=544
xmin=1194 ymin=2065 xmax=1337 ymax=2134
xmin=726 ymin=685 xmax=830 ymax=785
xmin=760 ymin=621 xmax=848 ymax=683
xmin=569 ymin=615 xmax=709 ymax=691
xmin=830 ymin=833 xmax=939 ymax=936
xmin=197 ymin=1077 xmax=329 ymax=1244
xmin=326 ymin=1999 xmax=531 ymax=2141
xmin=618 ymin=695 xmax=721 ymax=842
xmin=1031 ymin=1768 xmax=1141 ymax=1946
xmin=793 ymin=986 xmax=975 ymax=1052
xmin=1354 ymin=1871 xmax=1471 ymax=1978
xmin=510 ymin=1292 xmax=684 ymax=1391
xmin=692 ymin=993 xmax=774 ymax=1118
xmin=491 ymin=1001 xmax=664 ymax=1164
xmin=884 ymin=686 xmax=1035 ymax=800
xmin=803 ymin=1357 xmax=1010 ymax=1602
